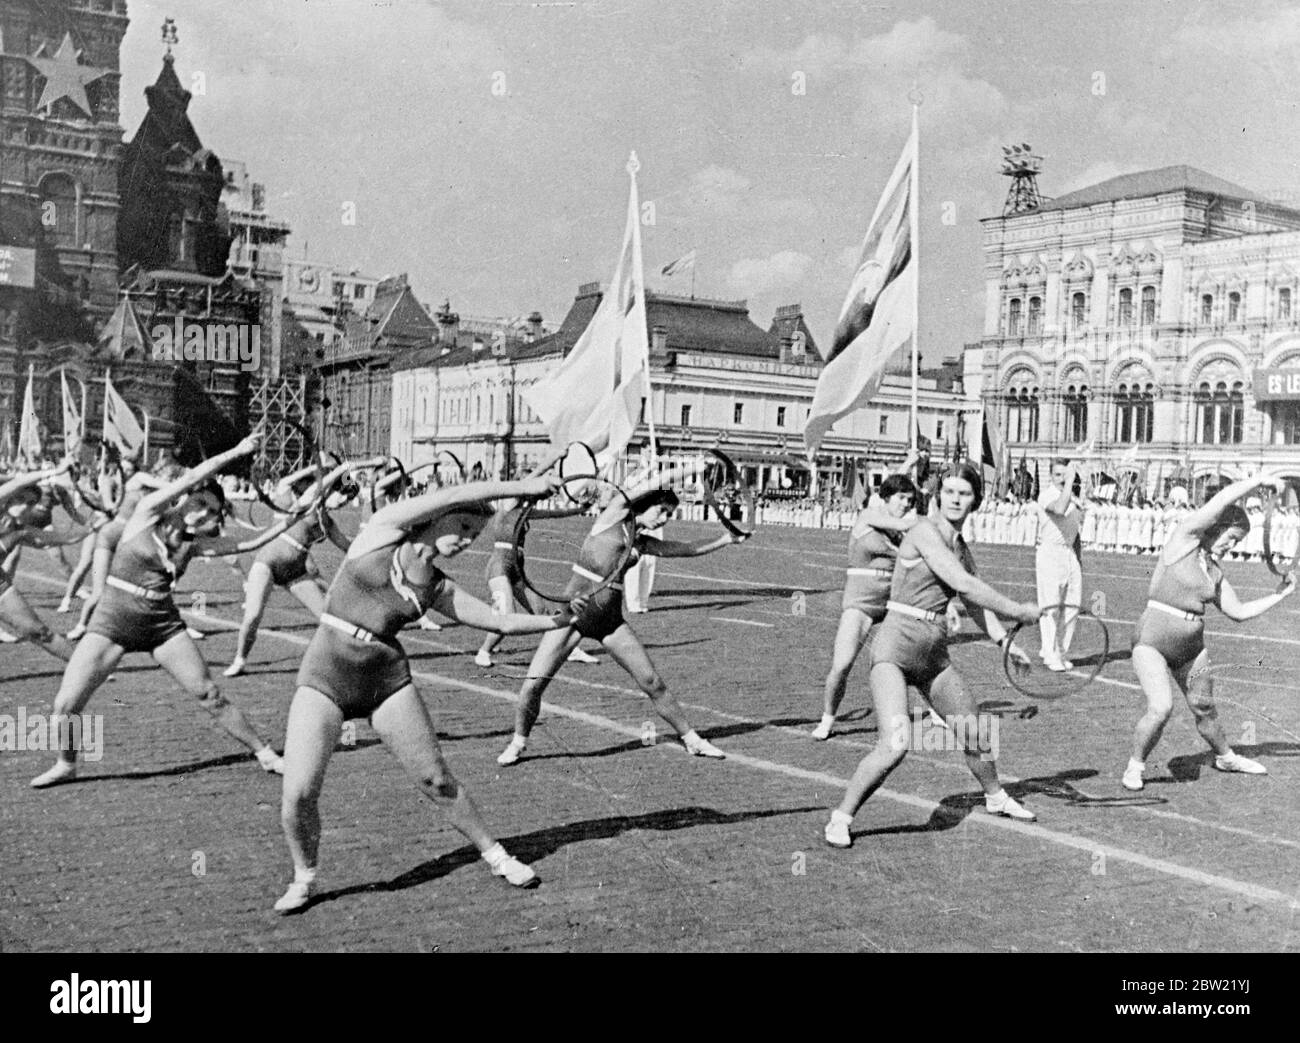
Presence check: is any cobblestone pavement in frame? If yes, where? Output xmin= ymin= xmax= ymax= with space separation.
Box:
xmin=3 ymin=517 xmax=1299 ymax=951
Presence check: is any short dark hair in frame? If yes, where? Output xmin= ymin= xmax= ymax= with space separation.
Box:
xmin=626 ymin=488 xmax=679 ymax=515
xmin=1205 ymin=504 xmax=1250 ymax=545
xmin=938 ymin=460 xmax=984 ymax=510
xmin=878 ymin=474 xmax=918 ymax=502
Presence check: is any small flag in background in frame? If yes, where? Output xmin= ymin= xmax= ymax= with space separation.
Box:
xmin=102 ymin=370 xmax=144 ymax=458
xmin=18 ymin=364 xmax=41 ymax=463
xmin=661 ymin=250 xmax=696 ymax=277
xmin=61 ymin=369 xmax=82 ymax=458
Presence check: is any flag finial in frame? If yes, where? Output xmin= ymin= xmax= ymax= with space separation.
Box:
xmin=626 ymin=151 xmax=640 ymax=175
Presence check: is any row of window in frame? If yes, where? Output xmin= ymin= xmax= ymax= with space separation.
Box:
xmin=1002 ymin=381 xmax=1246 ymax=445
xmin=1006 ymin=287 xmax=1296 ymax=336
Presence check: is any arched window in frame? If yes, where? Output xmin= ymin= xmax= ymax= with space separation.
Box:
xmin=1007 ymin=298 xmax=1022 ymax=336
xmin=1118 ymin=287 xmax=1133 ymax=326
xmin=1228 ymin=291 xmax=1242 ymax=323
xmin=38 ymin=173 xmax=79 ymax=247
xmin=1027 ymin=296 xmax=1042 ymax=335
xmin=1062 ymin=384 xmax=1088 ymax=443
xmin=1114 ymin=383 xmax=1154 ymax=443
xmin=1140 ymin=285 xmax=1156 ymax=325
xmin=1201 ymin=294 xmax=1214 ymax=324
xmin=1004 ymin=385 xmax=1039 ymax=443
xmin=1279 ymin=287 xmax=1293 ymax=321
xmin=1071 ymin=292 xmax=1087 ymax=331
xmin=1194 ymin=380 xmax=1244 ymax=444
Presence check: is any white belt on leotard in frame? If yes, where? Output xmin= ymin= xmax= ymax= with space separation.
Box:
xmin=1146 ymin=600 xmax=1202 ymax=622
xmin=278 ymin=533 xmax=309 ymax=554
xmin=572 ymin=563 xmax=622 ymax=591
xmin=106 ymin=576 xmax=170 ymax=602
xmin=847 ymin=567 xmax=892 ymax=579
xmin=320 ymin=612 xmax=379 ymax=643
xmin=887 ymin=600 xmax=940 ymax=623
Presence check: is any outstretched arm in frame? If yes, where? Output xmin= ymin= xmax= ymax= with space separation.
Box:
xmin=913 ymin=522 xmax=1038 ymax=624
xmin=1181 ymin=469 xmax=1286 ymax=541
xmin=431 ymin=582 xmax=566 ymax=634
xmin=138 ymin=433 xmax=261 ymax=515
xmin=370 ymin=475 xmax=562 ymax=532
xmin=1218 ymin=575 xmax=1294 ymax=622
xmin=640 ymin=531 xmax=744 ymax=558
xmin=192 ymin=511 xmax=297 ymax=557
xmin=0 ymin=461 xmax=68 ymax=504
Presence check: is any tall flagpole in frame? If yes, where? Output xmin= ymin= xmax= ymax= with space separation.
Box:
xmin=628 ymin=151 xmax=658 ymax=470
xmin=908 ymin=88 xmax=921 ymax=455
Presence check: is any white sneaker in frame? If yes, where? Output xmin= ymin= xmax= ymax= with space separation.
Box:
xmin=56 ymin=598 xmax=72 ymax=614
xmin=0 ymin=628 xmax=17 ymax=643
xmin=274 ymin=879 xmax=315 ymax=913
xmin=567 ymin=647 xmax=599 ymax=664
xmin=474 ymin=650 xmax=493 ymax=668
xmin=1214 ymin=752 xmax=1267 ymax=775
xmin=31 ymin=760 xmax=77 ymax=789
xmin=1122 ymin=765 xmax=1145 ymax=791
xmin=684 ymin=736 xmax=725 ymax=759
xmin=256 ymin=750 xmax=285 ymax=775
xmin=489 ymin=855 xmax=540 ymax=889
xmin=824 ymin=816 xmax=851 ymax=848
xmin=811 ymin=718 xmax=833 ymax=741
xmin=985 ymin=793 xmax=1036 ymax=821
xmin=186 ymin=626 xmax=206 ymax=640
xmin=418 ymin=617 xmax=442 ymax=631
xmin=223 ymin=659 xmax=247 ymax=678
xmin=497 ymin=737 xmax=526 ymax=766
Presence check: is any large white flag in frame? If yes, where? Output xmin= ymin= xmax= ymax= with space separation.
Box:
xmin=102 ymin=369 xmax=144 ymax=458
xmin=18 ymin=364 xmax=41 ymax=463
xmin=61 ymin=369 xmax=82 ymax=458
xmin=525 ymin=156 xmax=650 ymax=471
xmin=804 ymin=117 xmax=917 ymax=456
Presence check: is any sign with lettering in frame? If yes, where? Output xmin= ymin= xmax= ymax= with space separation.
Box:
xmin=1253 ymin=367 xmax=1300 ymax=402
xmin=0 ymin=246 xmax=36 ymax=288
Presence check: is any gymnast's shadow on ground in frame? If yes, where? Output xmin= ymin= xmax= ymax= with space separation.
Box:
xmin=1013 ymin=767 xmax=1167 ymax=807
xmin=1168 ymin=741 xmax=1300 ymax=783
xmin=49 ymin=751 xmax=260 ymax=784
xmin=301 ymin=803 xmax=825 ymax=911
xmin=659 ymin=585 xmax=837 ymax=600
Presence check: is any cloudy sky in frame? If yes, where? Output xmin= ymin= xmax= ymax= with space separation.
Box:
xmin=118 ymin=0 xmax=1300 ymax=362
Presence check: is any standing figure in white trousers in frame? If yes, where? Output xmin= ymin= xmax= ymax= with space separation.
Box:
xmin=1035 ymin=459 xmax=1085 ymax=671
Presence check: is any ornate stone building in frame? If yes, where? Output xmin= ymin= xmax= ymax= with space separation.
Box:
xmin=969 ymin=165 xmax=1300 ymax=498
xmin=393 ymin=284 xmax=967 ymax=490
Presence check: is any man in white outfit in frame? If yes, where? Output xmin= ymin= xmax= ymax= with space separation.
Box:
xmin=1036 ymin=458 xmax=1084 ymax=671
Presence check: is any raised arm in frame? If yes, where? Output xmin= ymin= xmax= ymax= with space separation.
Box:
xmin=369 ymin=474 xmax=561 ymax=532
xmin=1180 ymin=469 xmax=1287 ymax=540
xmin=0 ymin=461 xmax=68 ymax=504
xmin=852 ymin=498 xmax=918 ymax=536
xmin=1048 ymin=462 xmax=1078 ymax=515
xmin=192 ymin=511 xmax=298 ymax=558
xmin=138 ymin=433 xmax=261 ymax=515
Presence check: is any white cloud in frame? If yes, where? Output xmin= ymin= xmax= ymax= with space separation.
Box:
xmin=728 ymin=250 xmax=812 ymax=296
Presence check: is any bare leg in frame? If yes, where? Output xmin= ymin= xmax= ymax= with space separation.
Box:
xmin=926 ymin=667 xmax=1002 ymax=796
xmin=59 ymin=533 xmax=97 ymax=610
xmin=279 ymin=686 xmax=342 ymax=874
xmin=69 ymin=546 xmax=112 ymax=639
xmin=377 ymin=684 xmax=538 ymax=886
xmin=498 ymin=626 xmax=579 ymax=763
xmin=153 ymin=630 xmax=279 ymax=760
xmin=1129 ymin=644 xmax=1176 ymax=764
xmin=30 ymin=633 xmax=124 ymax=786
xmin=817 ymin=609 xmax=872 ymax=735
xmin=287 ymin=576 xmax=327 ymax=618
xmin=834 ymin=661 xmax=910 ymax=818
xmin=1175 ymin=651 xmax=1230 ymax=756
xmin=225 ymin=561 xmax=273 ymax=675
xmin=0 ymin=588 xmax=75 ymax=662
xmin=478 ymin=577 xmax=517 ymax=660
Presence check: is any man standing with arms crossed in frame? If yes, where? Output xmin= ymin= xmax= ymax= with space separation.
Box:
xmin=1036 ymin=458 xmax=1085 ymax=671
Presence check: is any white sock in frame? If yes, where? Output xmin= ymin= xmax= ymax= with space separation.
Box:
xmin=830 ymin=809 xmax=852 ymax=825
xmin=682 ymin=730 xmax=701 ymax=745
xmin=293 ymin=866 xmax=317 ymax=885
xmin=819 ymin=713 xmax=835 ymax=727
xmin=481 ymin=842 xmax=508 ymax=868
xmin=509 ymin=734 xmax=527 ymax=748
xmin=985 ymin=788 xmax=1008 ymax=805
xmin=1126 ymin=758 xmax=1145 ymax=773
xmin=255 ymin=747 xmax=279 ymax=767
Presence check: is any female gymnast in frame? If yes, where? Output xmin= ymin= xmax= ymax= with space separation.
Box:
xmin=825 ymin=462 xmax=1041 ymax=848
xmin=496 ymin=464 xmax=745 ymax=768
xmin=812 ymin=469 xmax=919 ymax=740
xmin=274 ymin=473 xmax=578 ymax=912
xmin=30 ymin=434 xmax=299 ymax=788
xmin=223 ymin=455 xmax=379 ymax=678
xmin=1123 ymin=469 xmax=1295 ymax=790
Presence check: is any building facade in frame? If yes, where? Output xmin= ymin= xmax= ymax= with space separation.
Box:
xmin=393 ymin=284 xmax=967 ymax=490
xmin=970 ymin=165 xmax=1300 ymax=498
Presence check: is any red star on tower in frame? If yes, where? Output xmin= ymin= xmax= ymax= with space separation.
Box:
xmin=26 ymin=32 xmax=110 ymax=118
